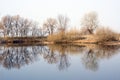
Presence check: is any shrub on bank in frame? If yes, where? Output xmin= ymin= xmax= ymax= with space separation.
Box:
xmin=95 ymin=27 xmax=119 ymax=42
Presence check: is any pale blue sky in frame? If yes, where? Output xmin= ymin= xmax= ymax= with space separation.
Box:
xmin=0 ymin=0 xmax=120 ymax=32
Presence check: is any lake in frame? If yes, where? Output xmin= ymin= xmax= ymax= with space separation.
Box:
xmin=0 ymin=44 xmax=120 ymax=80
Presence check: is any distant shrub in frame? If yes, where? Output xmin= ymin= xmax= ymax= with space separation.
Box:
xmin=95 ymin=27 xmax=119 ymax=42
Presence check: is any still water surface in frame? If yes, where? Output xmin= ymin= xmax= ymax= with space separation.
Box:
xmin=0 ymin=45 xmax=120 ymax=80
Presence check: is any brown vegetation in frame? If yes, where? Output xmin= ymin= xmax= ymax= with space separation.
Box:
xmin=95 ymin=27 xmax=119 ymax=43
xmin=0 ymin=12 xmax=120 ymax=45
xmin=47 ymin=32 xmax=63 ymax=41
xmin=47 ymin=28 xmax=81 ymax=42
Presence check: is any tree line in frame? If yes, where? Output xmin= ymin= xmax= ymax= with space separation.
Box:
xmin=0 ymin=11 xmax=98 ymax=38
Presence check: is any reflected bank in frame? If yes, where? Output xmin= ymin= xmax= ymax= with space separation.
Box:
xmin=0 ymin=44 xmax=120 ymax=71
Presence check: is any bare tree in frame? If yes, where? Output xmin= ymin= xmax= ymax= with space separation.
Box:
xmin=1 ymin=15 xmax=33 ymax=37
xmin=20 ymin=19 xmax=32 ymax=37
xmin=81 ymin=11 xmax=99 ymax=34
xmin=11 ymin=15 xmax=21 ymax=37
xmin=1 ymin=15 xmax=13 ymax=37
xmin=57 ymin=15 xmax=69 ymax=33
xmin=39 ymin=27 xmax=47 ymax=37
xmin=43 ymin=18 xmax=57 ymax=35
xmin=31 ymin=27 xmax=40 ymax=37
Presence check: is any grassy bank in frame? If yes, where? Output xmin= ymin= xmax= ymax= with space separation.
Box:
xmin=0 ymin=27 xmax=120 ymax=45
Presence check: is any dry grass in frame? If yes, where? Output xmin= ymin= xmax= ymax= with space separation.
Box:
xmin=65 ymin=28 xmax=81 ymax=40
xmin=47 ymin=28 xmax=81 ymax=41
xmin=47 ymin=27 xmax=120 ymax=43
xmin=47 ymin=32 xmax=63 ymax=41
xmin=95 ymin=27 xmax=119 ymax=42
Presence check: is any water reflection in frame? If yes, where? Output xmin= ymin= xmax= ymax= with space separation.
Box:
xmin=0 ymin=46 xmax=44 ymax=69
xmin=81 ymin=45 xmax=120 ymax=71
xmin=0 ymin=44 xmax=120 ymax=71
xmin=48 ymin=44 xmax=120 ymax=71
xmin=82 ymin=49 xmax=99 ymax=71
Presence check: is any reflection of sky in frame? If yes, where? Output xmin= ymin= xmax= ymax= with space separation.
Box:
xmin=1 ymin=51 xmax=120 ymax=80
xmin=0 ymin=0 xmax=120 ymax=32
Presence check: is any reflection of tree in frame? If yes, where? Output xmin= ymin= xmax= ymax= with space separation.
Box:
xmin=56 ymin=45 xmax=70 ymax=70
xmin=43 ymin=49 xmax=59 ymax=64
xmin=82 ymin=49 xmax=98 ymax=71
xmin=48 ymin=44 xmax=120 ymax=71
xmin=81 ymin=45 xmax=120 ymax=71
xmin=0 ymin=45 xmax=71 ymax=70
xmin=0 ymin=46 xmax=42 ymax=69
xmin=0 ymin=44 xmax=120 ymax=71
xmin=58 ymin=53 xmax=70 ymax=71
xmin=41 ymin=45 xmax=71 ymax=70
xmin=95 ymin=45 xmax=120 ymax=59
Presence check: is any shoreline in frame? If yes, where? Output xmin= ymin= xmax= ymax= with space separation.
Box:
xmin=0 ymin=36 xmax=120 ymax=46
